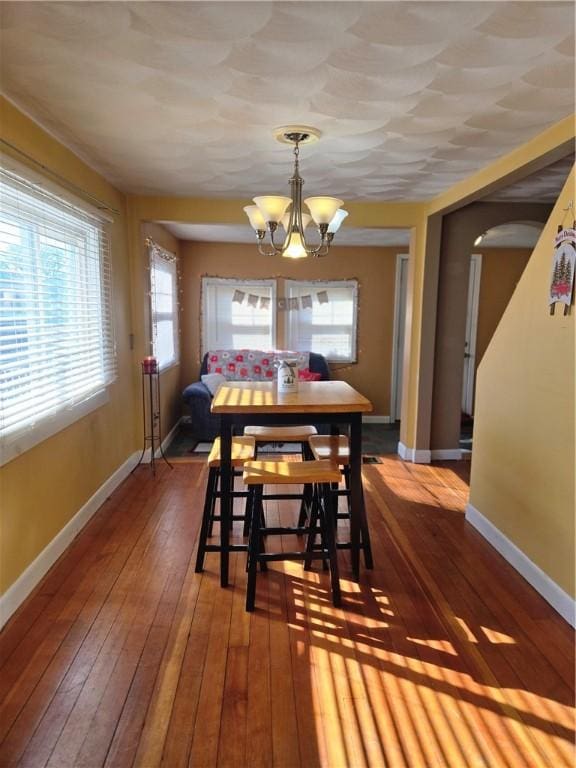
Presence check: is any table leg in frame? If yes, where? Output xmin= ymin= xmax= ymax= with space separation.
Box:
xmin=349 ymin=414 xmax=362 ymax=581
xmin=220 ymin=417 xmax=232 ymax=588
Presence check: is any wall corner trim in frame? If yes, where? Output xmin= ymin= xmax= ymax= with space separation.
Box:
xmin=397 ymin=441 xmax=431 ymax=464
xmin=0 ymin=452 xmax=141 ymax=629
xmin=465 ymin=502 xmax=575 ymax=628
xmin=430 ymin=448 xmax=462 ymax=461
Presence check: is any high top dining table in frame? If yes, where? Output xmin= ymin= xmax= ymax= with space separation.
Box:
xmin=211 ymin=380 xmax=374 ymax=588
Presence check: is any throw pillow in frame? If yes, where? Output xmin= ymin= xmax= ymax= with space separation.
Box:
xmin=201 ymin=372 xmax=227 ymax=395
xmin=298 ymin=368 xmax=322 ymax=381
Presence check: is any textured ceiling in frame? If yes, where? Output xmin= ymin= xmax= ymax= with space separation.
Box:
xmin=0 ymin=1 xmax=574 ymax=202
xmin=485 ymin=154 xmax=575 ymax=202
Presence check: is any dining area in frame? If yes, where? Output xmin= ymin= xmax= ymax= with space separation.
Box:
xmin=1 ymin=388 xmax=573 ymax=768
xmin=194 ymin=378 xmax=375 ymax=612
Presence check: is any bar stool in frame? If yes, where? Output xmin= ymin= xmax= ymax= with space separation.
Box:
xmin=308 ymin=434 xmax=373 ymax=569
xmin=242 ymin=459 xmax=343 ymax=612
xmin=194 ymin=436 xmax=255 ymax=573
xmin=244 ymin=425 xmax=318 ymax=522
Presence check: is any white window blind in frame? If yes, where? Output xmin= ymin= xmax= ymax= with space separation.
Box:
xmin=0 ymin=166 xmax=116 ymax=464
xmin=149 ymin=241 xmax=179 ymax=370
xmin=202 ymin=277 xmax=276 ymax=353
xmin=286 ymin=279 xmax=358 ymax=362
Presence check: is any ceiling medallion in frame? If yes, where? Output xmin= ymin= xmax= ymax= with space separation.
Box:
xmin=244 ymin=125 xmax=348 ymax=259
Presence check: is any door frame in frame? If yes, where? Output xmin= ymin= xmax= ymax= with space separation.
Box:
xmin=390 ymin=253 xmax=410 ymax=422
xmin=462 ymin=253 xmax=482 ymax=416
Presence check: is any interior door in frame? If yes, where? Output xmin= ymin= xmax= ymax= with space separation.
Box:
xmin=462 ymin=254 xmax=482 ymax=416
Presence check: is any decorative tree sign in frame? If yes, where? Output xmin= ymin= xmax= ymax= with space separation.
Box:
xmin=549 ymin=224 xmax=576 ymax=315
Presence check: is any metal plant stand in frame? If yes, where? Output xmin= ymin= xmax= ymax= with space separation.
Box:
xmin=133 ymin=362 xmax=173 ymax=474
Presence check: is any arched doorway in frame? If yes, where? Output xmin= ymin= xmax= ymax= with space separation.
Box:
xmin=460 ymin=221 xmax=544 ymax=453
xmin=430 ymin=204 xmax=550 ymax=458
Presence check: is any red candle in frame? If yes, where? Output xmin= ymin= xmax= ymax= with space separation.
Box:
xmin=142 ymin=356 xmax=158 ymax=374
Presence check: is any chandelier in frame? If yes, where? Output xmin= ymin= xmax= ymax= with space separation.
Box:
xmin=243 ymin=126 xmax=348 ymax=259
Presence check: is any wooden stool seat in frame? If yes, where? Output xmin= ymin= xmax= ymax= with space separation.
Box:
xmin=244 ymin=425 xmax=318 ymax=443
xmin=309 ymin=435 xmax=350 ymax=464
xmin=243 ymin=459 xmax=341 ymax=486
xmin=208 ymin=436 xmax=256 ymax=467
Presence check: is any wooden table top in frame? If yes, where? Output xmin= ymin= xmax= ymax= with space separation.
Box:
xmin=211 ymin=380 xmax=373 ymax=414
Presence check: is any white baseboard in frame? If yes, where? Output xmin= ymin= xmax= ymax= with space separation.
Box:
xmin=431 ymin=448 xmax=462 ymax=461
xmin=0 ymin=451 xmax=140 ymax=629
xmin=465 ymin=502 xmax=575 ymax=627
xmin=397 ymin=441 xmax=431 ymax=463
xmin=363 ymin=415 xmax=393 ymax=424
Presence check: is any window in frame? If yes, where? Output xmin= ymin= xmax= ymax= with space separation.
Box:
xmin=0 ymin=165 xmax=116 ymax=465
xmin=149 ymin=241 xmax=179 ymax=369
xmin=202 ymin=278 xmax=276 ymax=353
xmin=286 ymin=279 xmax=358 ymax=362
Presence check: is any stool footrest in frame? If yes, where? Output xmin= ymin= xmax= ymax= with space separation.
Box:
xmin=204 ymin=543 xmax=248 ymax=553
xmin=260 ymin=493 xmax=312 ymax=501
xmin=260 ymin=525 xmax=322 ymax=536
xmin=257 ymin=551 xmax=329 ymax=563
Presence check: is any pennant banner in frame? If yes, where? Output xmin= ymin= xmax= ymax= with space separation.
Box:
xmin=230 ymin=289 xmax=330 ymax=309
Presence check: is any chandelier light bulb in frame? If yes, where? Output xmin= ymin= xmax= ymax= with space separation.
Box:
xmin=284 ymin=231 xmax=308 ymax=259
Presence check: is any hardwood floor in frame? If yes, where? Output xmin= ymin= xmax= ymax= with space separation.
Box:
xmin=0 ymin=457 xmax=574 ymax=767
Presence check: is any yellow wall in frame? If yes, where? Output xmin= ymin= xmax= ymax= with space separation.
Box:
xmin=0 ymin=99 xmax=137 ymax=594
xmin=469 ymin=167 xmax=575 ymax=597
xmin=180 ymin=241 xmax=401 ymax=417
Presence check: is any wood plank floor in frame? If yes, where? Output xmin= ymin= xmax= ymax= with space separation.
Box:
xmin=0 ymin=457 xmax=574 ymax=767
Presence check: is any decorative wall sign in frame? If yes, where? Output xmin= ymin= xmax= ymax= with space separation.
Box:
xmin=549 ymin=223 xmax=576 ymax=315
